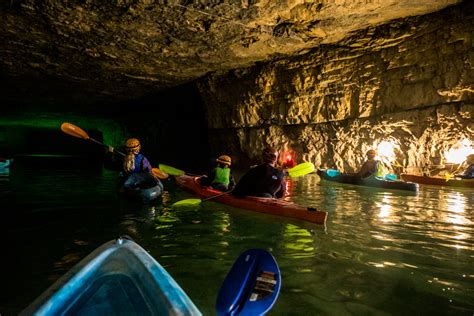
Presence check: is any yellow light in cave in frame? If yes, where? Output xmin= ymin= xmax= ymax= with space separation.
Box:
xmin=444 ymin=139 xmax=474 ymax=164
xmin=374 ymin=140 xmax=398 ymax=162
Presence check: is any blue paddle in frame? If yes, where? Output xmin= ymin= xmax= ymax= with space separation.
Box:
xmin=216 ymin=249 xmax=281 ymax=316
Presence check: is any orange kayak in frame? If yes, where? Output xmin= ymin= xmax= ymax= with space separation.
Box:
xmin=400 ymin=174 xmax=474 ymax=188
xmin=175 ymin=175 xmax=327 ymax=225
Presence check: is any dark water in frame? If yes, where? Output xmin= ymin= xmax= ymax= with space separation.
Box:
xmin=1 ymin=165 xmax=473 ymax=315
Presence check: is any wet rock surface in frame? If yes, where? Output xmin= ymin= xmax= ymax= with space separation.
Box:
xmin=0 ymin=0 xmax=461 ymax=104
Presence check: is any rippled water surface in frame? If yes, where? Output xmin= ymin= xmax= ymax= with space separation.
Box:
xmin=2 ymin=165 xmax=473 ymax=315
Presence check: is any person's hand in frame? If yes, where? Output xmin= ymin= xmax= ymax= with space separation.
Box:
xmin=108 ymin=146 xmax=114 ymax=153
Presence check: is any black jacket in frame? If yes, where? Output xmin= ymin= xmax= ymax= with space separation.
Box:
xmin=232 ymin=164 xmax=285 ymax=198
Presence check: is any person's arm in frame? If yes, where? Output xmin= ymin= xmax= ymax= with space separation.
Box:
xmin=356 ymin=161 xmax=368 ymax=177
xmin=228 ymin=173 xmax=236 ymax=190
xmin=141 ymin=156 xmax=153 ymax=173
xmin=200 ymin=169 xmax=216 ymax=186
xmin=274 ymin=180 xmax=285 ymax=198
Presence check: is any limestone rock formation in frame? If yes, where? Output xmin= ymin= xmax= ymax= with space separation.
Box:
xmin=198 ymin=2 xmax=474 ymax=172
xmin=1 ymin=0 xmax=472 ymax=172
xmin=0 ymin=0 xmax=462 ymax=104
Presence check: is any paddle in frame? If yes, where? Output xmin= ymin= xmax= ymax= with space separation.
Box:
xmin=216 ymin=248 xmax=281 ymax=316
xmin=171 ymin=191 xmax=232 ymax=208
xmin=60 ymin=122 xmax=124 ymax=156
xmin=286 ymin=161 xmax=315 ymax=177
xmin=60 ymin=122 xmax=168 ymax=179
xmin=159 ymin=164 xmax=186 ymax=176
xmin=162 ymin=162 xmax=315 ymax=178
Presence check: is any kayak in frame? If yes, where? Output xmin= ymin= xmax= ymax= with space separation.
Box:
xmin=216 ymin=249 xmax=281 ymax=316
xmin=175 ymin=175 xmax=327 ymax=225
xmin=317 ymin=169 xmax=419 ymax=192
xmin=117 ymin=173 xmax=164 ymax=203
xmin=118 ymin=181 xmax=164 ymax=202
xmin=0 ymin=159 xmax=10 ymax=175
xmin=400 ymin=174 xmax=474 ymax=188
xmin=21 ymin=237 xmax=202 ymax=316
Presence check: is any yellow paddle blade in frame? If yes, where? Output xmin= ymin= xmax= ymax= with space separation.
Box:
xmin=172 ymin=198 xmax=202 ymax=208
xmin=159 ymin=164 xmax=185 ymax=176
xmin=152 ymin=168 xmax=168 ymax=180
xmin=287 ymin=162 xmax=315 ymax=177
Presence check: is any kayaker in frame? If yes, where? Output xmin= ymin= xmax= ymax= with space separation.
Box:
xmin=200 ymin=154 xmax=236 ymax=192
xmin=109 ymin=138 xmax=161 ymax=191
xmin=457 ymin=154 xmax=474 ymax=179
xmin=356 ymin=149 xmax=384 ymax=178
xmin=232 ymin=146 xmax=286 ymax=198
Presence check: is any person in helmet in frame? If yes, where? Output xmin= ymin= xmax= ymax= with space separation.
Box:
xmin=110 ymin=138 xmax=162 ymax=193
xmin=232 ymin=146 xmax=286 ymax=198
xmin=356 ymin=149 xmax=384 ymax=178
xmin=456 ymin=154 xmax=474 ymax=179
xmin=200 ymin=154 xmax=235 ymax=192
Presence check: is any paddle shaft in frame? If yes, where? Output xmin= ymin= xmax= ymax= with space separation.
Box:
xmin=202 ymin=190 xmax=232 ymax=202
xmin=61 ymin=122 xmax=125 ymax=157
xmin=89 ymin=138 xmax=124 ymax=157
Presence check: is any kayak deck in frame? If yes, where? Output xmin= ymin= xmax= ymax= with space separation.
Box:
xmin=216 ymin=249 xmax=280 ymax=316
xmin=400 ymin=174 xmax=474 ymax=188
xmin=317 ymin=169 xmax=418 ymax=192
xmin=175 ymin=175 xmax=327 ymax=225
xmin=22 ymin=238 xmax=202 ymax=316
xmin=0 ymin=159 xmax=10 ymax=175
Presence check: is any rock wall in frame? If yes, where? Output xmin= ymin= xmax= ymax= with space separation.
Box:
xmin=198 ymin=2 xmax=474 ymax=173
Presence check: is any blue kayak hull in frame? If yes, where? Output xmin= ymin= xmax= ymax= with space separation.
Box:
xmin=22 ymin=238 xmax=201 ymax=316
xmin=317 ymin=169 xmax=419 ymax=192
xmin=119 ymin=182 xmax=164 ymax=202
xmin=118 ymin=173 xmax=164 ymax=203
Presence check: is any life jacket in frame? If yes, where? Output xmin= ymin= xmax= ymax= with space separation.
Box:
xmin=375 ymin=160 xmax=384 ymax=177
xmin=212 ymin=167 xmax=230 ymax=185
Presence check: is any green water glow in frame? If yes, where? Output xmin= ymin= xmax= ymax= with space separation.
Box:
xmin=0 ymin=114 xmax=126 ymax=146
xmin=1 ymin=166 xmax=473 ymax=315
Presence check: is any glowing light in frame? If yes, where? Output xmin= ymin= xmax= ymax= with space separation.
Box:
xmin=374 ymin=140 xmax=398 ymax=162
xmin=444 ymin=139 xmax=474 ymax=164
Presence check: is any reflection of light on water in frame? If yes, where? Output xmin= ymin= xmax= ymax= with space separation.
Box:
xmin=436 ymin=191 xmax=472 ymax=250
xmin=368 ymin=261 xmax=396 ymax=268
xmin=215 ymin=212 xmax=231 ymax=234
xmin=282 ymin=224 xmax=314 ymax=257
xmin=378 ymin=204 xmax=391 ymax=220
xmin=284 ymin=178 xmax=294 ymax=198
xmin=445 ymin=192 xmax=468 ymax=226
xmin=444 ymin=139 xmax=474 ymax=163
xmin=376 ymin=193 xmax=394 ymax=223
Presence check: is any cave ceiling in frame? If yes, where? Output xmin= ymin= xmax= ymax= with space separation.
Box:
xmin=0 ymin=0 xmax=463 ymax=108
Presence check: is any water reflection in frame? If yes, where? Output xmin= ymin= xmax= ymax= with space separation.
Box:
xmin=282 ymin=224 xmax=315 ymax=257
xmin=2 ymin=167 xmax=474 ymax=315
